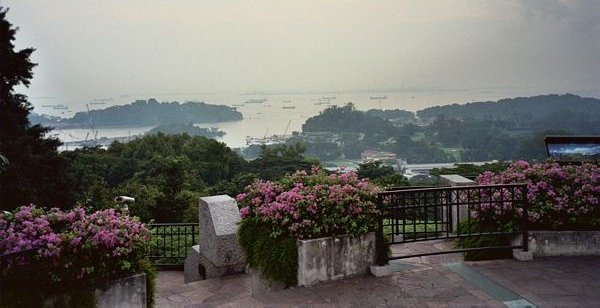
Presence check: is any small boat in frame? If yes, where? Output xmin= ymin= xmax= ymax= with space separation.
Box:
xmin=321 ymin=96 xmax=336 ymax=100
xmin=369 ymin=96 xmax=387 ymax=100
xmin=282 ymin=106 xmax=296 ymax=109
xmin=245 ymin=98 xmax=267 ymax=104
xmin=232 ymin=104 xmax=244 ymax=107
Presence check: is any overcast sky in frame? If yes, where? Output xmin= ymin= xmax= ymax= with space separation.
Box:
xmin=3 ymin=0 xmax=600 ymax=105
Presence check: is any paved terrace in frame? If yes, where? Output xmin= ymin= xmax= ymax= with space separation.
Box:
xmin=157 ymin=241 xmax=600 ymax=307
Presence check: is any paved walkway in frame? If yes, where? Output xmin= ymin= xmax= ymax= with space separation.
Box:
xmin=156 ymin=242 xmax=600 ymax=307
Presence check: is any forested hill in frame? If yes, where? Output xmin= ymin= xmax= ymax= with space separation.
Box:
xmin=61 ymin=99 xmax=243 ymax=127
xmin=416 ymin=94 xmax=600 ymax=123
xmin=302 ymin=103 xmax=398 ymax=135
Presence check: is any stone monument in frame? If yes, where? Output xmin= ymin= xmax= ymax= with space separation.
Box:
xmin=184 ymin=195 xmax=245 ymax=283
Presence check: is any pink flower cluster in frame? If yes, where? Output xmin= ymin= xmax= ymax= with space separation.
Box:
xmin=476 ymin=160 xmax=600 ymax=230
xmin=236 ymin=167 xmax=380 ymax=239
xmin=0 ymin=205 xmax=150 ymax=278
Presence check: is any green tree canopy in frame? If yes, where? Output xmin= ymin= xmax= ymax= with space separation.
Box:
xmin=0 ymin=7 xmax=69 ymax=210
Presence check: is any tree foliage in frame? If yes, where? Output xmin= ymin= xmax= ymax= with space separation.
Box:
xmin=0 ymin=7 xmax=69 ymax=210
xmin=246 ymin=143 xmax=318 ymax=180
xmin=357 ymin=161 xmax=409 ymax=187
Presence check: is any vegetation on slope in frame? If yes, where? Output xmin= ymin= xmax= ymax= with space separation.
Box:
xmin=64 ymin=99 xmax=243 ymax=127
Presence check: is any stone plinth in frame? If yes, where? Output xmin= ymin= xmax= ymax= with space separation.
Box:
xmin=184 ymin=195 xmax=244 ymax=283
xmin=439 ymin=174 xmax=475 ymax=187
xmin=440 ymin=174 xmax=475 ymax=232
xmin=296 ymin=232 xmax=376 ymax=287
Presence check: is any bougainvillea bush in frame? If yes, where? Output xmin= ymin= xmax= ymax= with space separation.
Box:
xmin=236 ymin=167 xmax=379 ymax=285
xmin=0 ymin=205 xmax=154 ymax=306
xmin=476 ymin=160 xmax=600 ymax=230
xmin=237 ymin=167 xmax=380 ymax=239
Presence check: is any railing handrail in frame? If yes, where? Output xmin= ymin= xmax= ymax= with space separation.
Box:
xmin=378 ymin=183 xmax=527 ymax=196
xmin=375 ymin=183 xmax=529 ymax=264
xmin=146 ymin=222 xmax=199 ymax=270
xmin=147 ymin=222 xmax=199 ymax=227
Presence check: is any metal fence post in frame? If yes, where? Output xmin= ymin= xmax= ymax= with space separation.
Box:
xmin=375 ymin=194 xmax=387 ymax=266
xmin=521 ymin=185 xmax=529 ymax=252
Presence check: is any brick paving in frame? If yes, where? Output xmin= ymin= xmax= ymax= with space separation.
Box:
xmin=155 ymin=241 xmax=600 ymax=307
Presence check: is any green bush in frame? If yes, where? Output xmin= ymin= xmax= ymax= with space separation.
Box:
xmin=454 ymin=220 xmax=513 ymax=261
xmin=238 ymin=219 xmax=298 ymax=286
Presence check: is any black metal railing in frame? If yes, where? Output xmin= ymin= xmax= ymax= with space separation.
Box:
xmin=147 ymin=223 xmax=199 ymax=269
xmin=376 ymin=183 xmax=528 ymax=264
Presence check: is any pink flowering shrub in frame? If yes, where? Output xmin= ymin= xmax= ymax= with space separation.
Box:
xmin=236 ymin=167 xmax=379 ymax=286
xmin=0 ymin=205 xmax=151 ymax=287
xmin=476 ymin=160 xmax=600 ymax=230
xmin=236 ymin=167 xmax=380 ymax=239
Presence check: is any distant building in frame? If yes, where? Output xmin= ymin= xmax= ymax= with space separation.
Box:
xmin=360 ymin=150 xmax=406 ymax=171
xmin=361 ymin=150 xmax=396 ymax=161
xmin=300 ymin=132 xmax=343 ymax=146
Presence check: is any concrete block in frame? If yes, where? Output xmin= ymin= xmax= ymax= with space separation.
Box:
xmin=184 ymin=245 xmax=202 ymax=283
xmin=297 ymin=232 xmax=376 ymax=287
xmin=512 ymin=249 xmax=533 ymax=261
xmin=439 ymin=174 xmax=475 ymax=233
xmin=513 ymin=231 xmax=600 ymax=258
xmin=95 ymin=273 xmax=147 ymax=308
xmin=184 ymin=244 xmax=245 ymax=282
xmin=370 ymin=265 xmax=393 ymax=277
xmin=439 ymin=174 xmax=475 ymax=187
xmin=46 ymin=273 xmax=147 ymax=308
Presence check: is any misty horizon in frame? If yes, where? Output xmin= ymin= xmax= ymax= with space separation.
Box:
xmin=3 ymin=0 xmax=600 ymax=110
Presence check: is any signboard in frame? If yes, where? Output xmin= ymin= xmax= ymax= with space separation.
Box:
xmin=544 ymin=135 xmax=600 ymax=163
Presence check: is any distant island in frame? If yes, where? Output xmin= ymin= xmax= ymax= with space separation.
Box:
xmin=30 ymin=99 xmax=243 ymax=128
xmin=146 ymin=123 xmax=225 ymax=139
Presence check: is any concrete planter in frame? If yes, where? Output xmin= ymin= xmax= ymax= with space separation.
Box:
xmin=296 ymin=232 xmax=376 ymax=287
xmin=45 ymin=273 xmax=147 ymax=308
xmin=514 ymin=231 xmax=600 ymax=258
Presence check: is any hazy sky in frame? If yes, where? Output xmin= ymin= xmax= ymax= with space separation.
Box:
xmin=3 ymin=0 xmax=600 ymax=105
